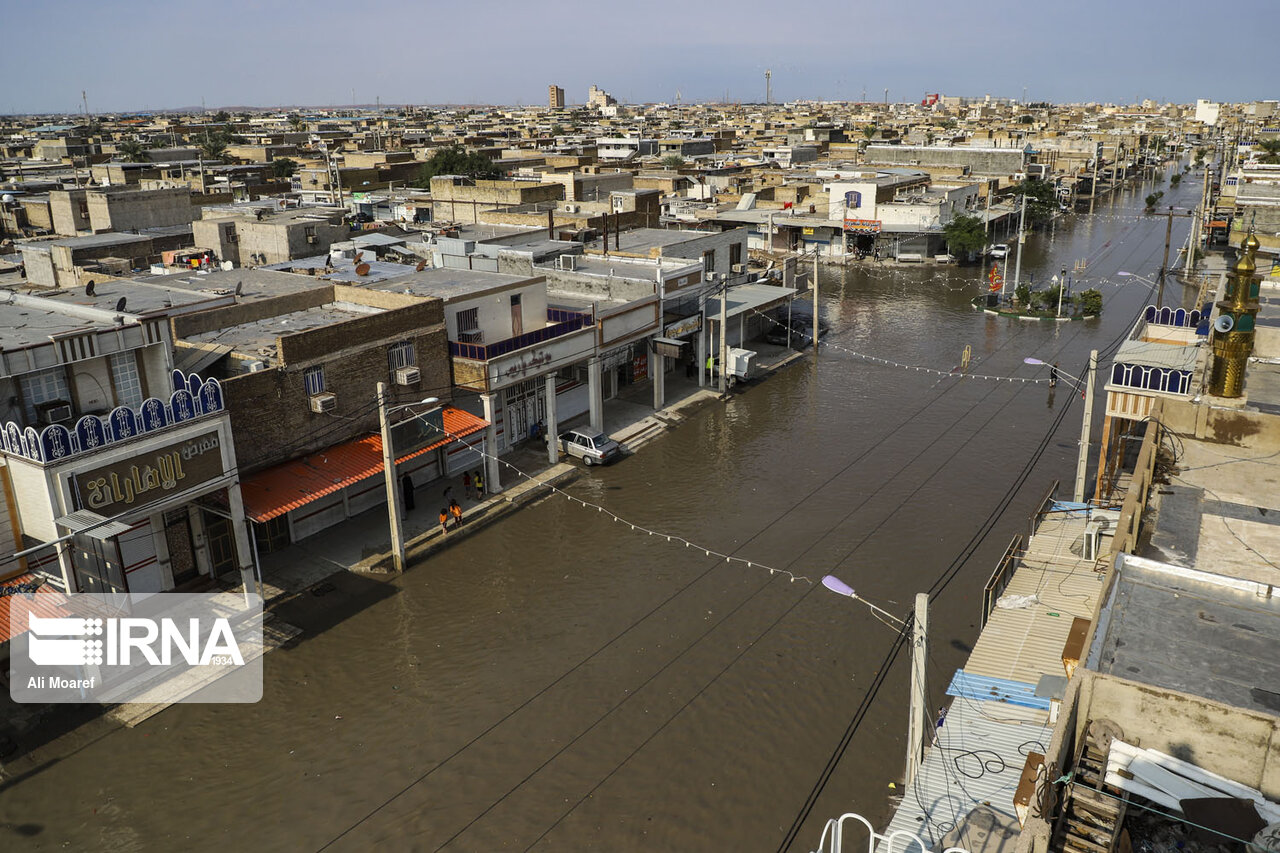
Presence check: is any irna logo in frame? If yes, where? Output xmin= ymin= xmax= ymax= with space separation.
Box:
xmin=27 ymin=613 xmax=245 ymax=668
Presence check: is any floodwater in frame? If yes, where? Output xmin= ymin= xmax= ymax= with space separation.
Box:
xmin=0 ymin=169 xmax=1201 ymax=852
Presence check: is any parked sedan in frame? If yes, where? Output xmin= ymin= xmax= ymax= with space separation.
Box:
xmin=558 ymin=428 xmax=622 ymax=466
xmin=988 ymin=243 xmax=1010 ymax=259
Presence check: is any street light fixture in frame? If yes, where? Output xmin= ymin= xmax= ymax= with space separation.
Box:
xmin=378 ymin=384 xmax=440 ymax=572
xmin=1025 ymin=353 xmax=1098 ymax=502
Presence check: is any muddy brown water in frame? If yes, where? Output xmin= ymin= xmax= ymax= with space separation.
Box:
xmin=0 ymin=174 xmax=1200 ymax=852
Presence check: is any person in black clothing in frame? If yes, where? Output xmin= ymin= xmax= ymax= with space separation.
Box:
xmin=401 ymin=473 xmax=415 ymax=511
xmin=1049 ymin=363 xmax=1059 ymax=389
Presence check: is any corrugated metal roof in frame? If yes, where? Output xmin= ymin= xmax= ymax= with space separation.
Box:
xmin=964 ymin=514 xmax=1104 ymax=684
xmin=0 ymin=575 xmax=72 ymax=644
xmin=878 ymin=700 xmax=1052 ymax=853
xmin=946 ymin=671 xmax=1050 ymax=711
xmin=240 ymin=407 xmax=487 ymax=523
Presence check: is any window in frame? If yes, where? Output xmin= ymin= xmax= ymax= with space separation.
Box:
xmin=225 ymin=223 xmax=238 ymax=244
xmin=456 ymin=306 xmax=480 ymax=341
xmin=702 ymin=249 xmax=715 ymax=273
xmin=303 ymin=225 xmax=317 ymax=238
xmin=303 ymin=365 xmax=326 ymax=396
xmin=110 ymin=353 xmax=143 ymax=410
xmin=20 ymin=367 xmax=71 ymax=424
xmin=729 ymin=242 xmax=742 ymax=269
xmin=388 ymin=341 xmax=416 ymax=371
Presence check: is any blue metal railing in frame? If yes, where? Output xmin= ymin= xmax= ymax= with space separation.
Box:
xmin=450 ymin=310 xmax=592 ymax=360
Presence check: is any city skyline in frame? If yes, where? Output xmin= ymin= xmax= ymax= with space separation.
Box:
xmin=5 ymin=0 xmax=1277 ymax=115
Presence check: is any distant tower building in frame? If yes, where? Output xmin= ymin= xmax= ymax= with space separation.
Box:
xmin=1208 ymin=231 xmax=1263 ymax=397
xmin=765 ymin=69 xmax=772 ymax=105
xmin=549 ymin=85 xmax=565 ymax=109
xmin=587 ymin=85 xmax=617 ymax=110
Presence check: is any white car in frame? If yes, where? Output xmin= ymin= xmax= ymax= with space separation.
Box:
xmin=558 ymin=428 xmax=622 ymax=466
xmin=988 ymin=243 xmax=1010 ymax=259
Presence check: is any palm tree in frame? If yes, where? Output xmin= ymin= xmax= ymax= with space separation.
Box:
xmin=117 ymin=138 xmax=148 ymax=162
xmin=199 ymin=132 xmax=230 ymax=163
xmin=1257 ymin=138 xmax=1280 ymax=165
xmin=287 ymin=114 xmax=305 ymax=132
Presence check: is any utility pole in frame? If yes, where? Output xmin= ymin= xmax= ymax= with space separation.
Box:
xmin=906 ymin=593 xmax=929 ymax=788
xmin=377 ymin=382 xmax=406 ymax=572
xmin=1157 ymin=206 xmax=1174 ymax=307
xmin=719 ymin=278 xmax=728 ymax=396
xmin=1090 ymin=141 xmax=1101 ymax=215
xmin=1074 ymin=350 xmax=1098 ymax=503
xmin=812 ymin=245 xmax=820 ymax=353
xmin=1185 ymin=166 xmax=1208 ymax=277
xmin=1012 ymin=192 xmax=1027 ymax=292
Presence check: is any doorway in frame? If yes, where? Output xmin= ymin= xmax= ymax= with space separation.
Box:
xmin=163 ymin=509 xmax=199 ymax=586
xmin=201 ymin=510 xmax=238 ymax=579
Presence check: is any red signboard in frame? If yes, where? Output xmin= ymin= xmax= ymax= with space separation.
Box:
xmin=843 ymin=218 xmax=882 ymax=233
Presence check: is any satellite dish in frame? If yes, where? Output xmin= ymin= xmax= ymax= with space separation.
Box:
xmin=234 ymin=280 xmax=243 ymax=296
xmin=355 ymin=263 xmax=371 ymax=276
xmin=85 ymin=280 xmax=96 ymax=296
xmin=115 ymin=296 xmax=127 ymax=313
xmin=353 ymin=251 xmax=364 ymax=264
xmin=415 ymin=259 xmax=426 ymax=272
xmin=1214 ymin=314 xmax=1235 ymax=333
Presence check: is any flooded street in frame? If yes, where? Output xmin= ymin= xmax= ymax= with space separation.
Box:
xmin=0 ymin=174 xmax=1199 ymax=852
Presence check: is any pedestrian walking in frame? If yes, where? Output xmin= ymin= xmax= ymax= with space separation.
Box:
xmin=449 ymin=499 xmax=463 ymax=529
xmin=401 ymin=473 xmax=415 ymax=511
xmin=474 ymin=469 xmax=485 ymax=498
xmin=462 ymin=471 xmax=473 ymax=500
xmin=438 ymin=507 xmax=449 ymax=534
xmin=1049 ymin=362 xmax=1059 ymax=389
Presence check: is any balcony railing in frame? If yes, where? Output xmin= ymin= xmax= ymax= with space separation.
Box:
xmin=450 ymin=310 xmax=592 ymax=361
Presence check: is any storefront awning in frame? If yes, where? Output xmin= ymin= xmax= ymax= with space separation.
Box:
xmin=240 ymin=406 xmax=488 ymax=523
xmin=651 ymin=337 xmax=688 ymax=358
xmin=0 ymin=575 xmax=71 ymax=643
xmin=54 ymin=509 xmax=133 ymax=540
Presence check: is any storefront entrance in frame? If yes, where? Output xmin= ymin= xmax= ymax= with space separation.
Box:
xmin=504 ymin=379 xmax=546 ymax=446
xmin=163 ymin=509 xmax=199 ymax=586
xmin=201 ymin=510 xmax=238 ymax=579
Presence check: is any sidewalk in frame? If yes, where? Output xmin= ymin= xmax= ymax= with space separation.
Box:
xmin=254 ymin=345 xmax=808 ymax=604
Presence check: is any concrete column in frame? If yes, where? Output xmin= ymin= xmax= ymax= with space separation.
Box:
xmin=545 ymin=373 xmax=559 ymax=465
xmin=481 ymin=392 xmax=501 ymax=493
xmin=587 ymin=357 xmax=603 ymax=433
xmin=696 ymin=321 xmax=706 ymax=388
xmin=651 ymin=349 xmax=665 ymax=410
xmin=226 ymin=481 xmax=261 ymax=603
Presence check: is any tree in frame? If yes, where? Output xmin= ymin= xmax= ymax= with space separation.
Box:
xmin=1018 ymin=114 xmax=1034 ymax=124
xmin=942 ymin=214 xmax=985 ymax=259
xmin=1144 ymin=191 xmax=1164 ymax=211
xmin=660 ymin=154 xmax=686 ymax=169
xmin=1078 ymin=289 xmax=1102 ymax=316
xmin=861 ymin=125 xmax=878 ymax=140
xmin=1170 ymin=174 xmax=1182 ymax=187
xmin=213 ymin=110 xmax=231 ymax=123
xmin=1257 ymin=138 xmax=1280 ymax=165
xmin=271 ymin=157 xmax=298 ymax=179
xmin=116 ymin=138 xmax=148 ymax=163
xmin=199 ymin=129 xmax=233 ymax=162
xmin=412 ymin=144 xmax=502 ymax=187
xmin=1010 ymin=178 xmax=1057 ymax=225
xmin=287 ymin=114 xmax=306 ymax=132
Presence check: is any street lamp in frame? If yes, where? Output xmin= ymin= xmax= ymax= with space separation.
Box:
xmin=378 ymin=383 xmax=440 ymax=572
xmin=1025 ymin=353 xmax=1098 ymax=502
xmin=822 ymin=575 xmax=927 ymax=788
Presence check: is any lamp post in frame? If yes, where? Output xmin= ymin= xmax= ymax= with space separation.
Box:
xmin=822 ymin=576 xmax=927 ymax=788
xmin=1026 ymin=353 xmax=1097 ymax=502
xmin=377 ymin=383 xmax=440 ymax=572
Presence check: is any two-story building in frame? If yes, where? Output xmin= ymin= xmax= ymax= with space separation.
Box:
xmin=192 ymin=207 xmax=350 ymax=266
xmin=0 ymin=290 xmax=253 ymax=596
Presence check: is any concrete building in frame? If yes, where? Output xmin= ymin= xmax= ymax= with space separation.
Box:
xmin=864 ymin=143 xmax=1031 ymax=178
xmin=20 ymin=232 xmax=157 ymax=288
xmin=0 ymin=290 xmax=254 ymax=596
xmin=588 ymin=85 xmax=617 ymax=110
xmin=46 ymin=186 xmax=195 ymax=237
xmin=549 ymin=85 xmax=565 ymax=109
xmin=193 ymin=208 xmax=350 ymax=266
xmin=427 ymin=176 xmax=563 ymax=223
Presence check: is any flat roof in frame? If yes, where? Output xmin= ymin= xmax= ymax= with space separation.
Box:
xmin=36 ymin=279 xmax=228 ymax=317
xmin=704 ymin=283 xmax=798 ymax=320
xmin=130 ymin=268 xmax=328 ymax=301
xmin=19 ymin=232 xmax=152 ymax=252
xmin=1094 ymin=555 xmax=1280 ymax=716
xmin=185 ymin=303 xmax=374 ymax=364
xmin=1113 ymin=338 xmax=1200 ymax=371
xmin=367 ymin=267 xmax=533 ymax=301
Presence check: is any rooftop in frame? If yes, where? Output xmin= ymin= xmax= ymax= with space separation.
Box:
xmin=367 ymin=267 xmax=534 ymax=301
xmin=185 ymin=303 xmax=375 ymax=364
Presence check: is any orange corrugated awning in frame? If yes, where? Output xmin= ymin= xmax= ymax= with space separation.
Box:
xmin=1 ymin=575 xmax=72 ymax=644
xmin=240 ymin=406 xmax=487 ymax=523
xmin=1208 ymin=220 xmax=1228 ymax=228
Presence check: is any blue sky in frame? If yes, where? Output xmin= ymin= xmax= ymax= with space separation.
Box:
xmin=5 ymin=0 xmax=1276 ymax=114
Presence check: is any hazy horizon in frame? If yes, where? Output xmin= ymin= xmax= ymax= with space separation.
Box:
xmin=6 ymin=0 xmax=1276 ymax=115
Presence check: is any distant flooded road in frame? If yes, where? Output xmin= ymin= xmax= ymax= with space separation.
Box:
xmin=0 ymin=173 xmax=1199 ymax=852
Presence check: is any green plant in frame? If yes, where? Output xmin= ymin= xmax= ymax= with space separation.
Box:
xmin=660 ymin=154 xmax=686 ymax=169
xmin=116 ymin=138 xmax=148 ymax=162
xmin=412 ymin=144 xmax=502 ymax=187
xmin=1015 ymin=283 xmax=1031 ymax=306
xmin=1078 ymin=289 xmax=1102 ymax=316
xmin=1170 ymin=174 xmax=1181 ymax=186
xmin=1010 ymin=177 xmax=1058 ymax=225
xmin=271 ymin=157 xmax=298 ymax=178
xmin=943 ymin=214 xmax=986 ymax=258
xmin=1256 ymin=138 xmax=1280 ymax=165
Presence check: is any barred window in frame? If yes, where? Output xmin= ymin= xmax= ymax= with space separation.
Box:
xmin=303 ymin=365 xmax=326 ymax=396
xmin=388 ymin=341 xmax=416 ymax=371
xmin=20 ymin=367 xmax=71 ymax=423
xmin=110 ymin=353 xmax=143 ymax=409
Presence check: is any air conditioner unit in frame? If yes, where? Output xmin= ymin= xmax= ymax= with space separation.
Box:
xmin=38 ymin=402 xmax=74 ymax=425
xmin=564 ymin=204 xmax=579 ymax=213
xmin=306 ymin=234 xmax=319 ymax=244
xmin=309 ymin=392 xmax=337 ymax=413
xmin=395 ymin=366 xmax=421 ymax=386
xmin=731 ymin=263 xmax=746 ymax=274
xmin=557 ymin=254 xmax=578 ymax=271
xmin=247 ymin=360 xmax=266 ymax=372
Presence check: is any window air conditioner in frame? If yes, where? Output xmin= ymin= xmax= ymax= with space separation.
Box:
xmin=310 ymin=392 xmax=337 ymax=413
xmin=731 ymin=263 xmax=746 ymax=274
xmin=306 ymin=234 xmax=319 ymax=244
xmin=557 ymin=254 xmax=578 ymax=271
xmin=39 ymin=402 xmax=75 ymax=425
xmin=395 ymin=366 xmax=421 ymax=386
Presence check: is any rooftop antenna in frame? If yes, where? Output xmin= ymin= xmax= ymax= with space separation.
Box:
xmin=81 ymin=90 xmax=90 ymax=125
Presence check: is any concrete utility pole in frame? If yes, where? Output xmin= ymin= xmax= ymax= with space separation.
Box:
xmin=1090 ymin=141 xmax=1101 ymax=215
xmin=1158 ymin=207 xmax=1174 ymax=307
xmin=1186 ymin=166 xmax=1209 ymax=277
xmin=1074 ymin=350 xmax=1098 ymax=503
xmin=719 ymin=279 xmax=728 ymax=396
xmin=906 ymin=593 xmax=929 ymax=788
xmin=1012 ymin=192 xmax=1027 ymax=292
xmin=813 ymin=245 xmax=820 ymax=353
xmin=377 ymin=382 xmax=406 ymax=572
